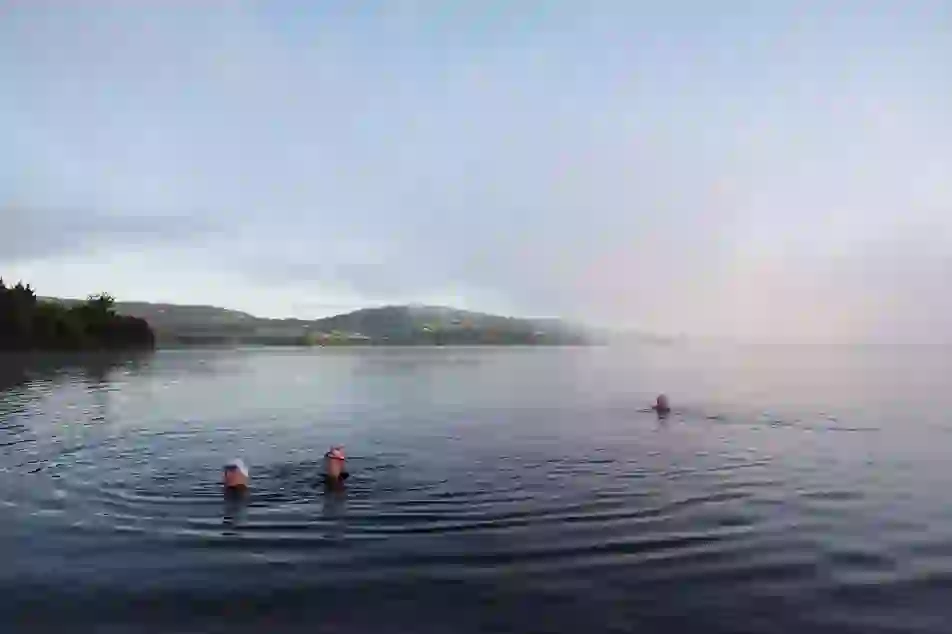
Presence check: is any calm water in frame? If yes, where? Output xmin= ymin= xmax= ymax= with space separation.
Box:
xmin=2 ymin=345 xmax=952 ymax=633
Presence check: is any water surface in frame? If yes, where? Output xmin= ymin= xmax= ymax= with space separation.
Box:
xmin=2 ymin=345 xmax=951 ymax=633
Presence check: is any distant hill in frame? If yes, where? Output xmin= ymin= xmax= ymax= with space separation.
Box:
xmin=309 ymin=305 xmax=592 ymax=345
xmin=41 ymin=299 xmax=596 ymax=346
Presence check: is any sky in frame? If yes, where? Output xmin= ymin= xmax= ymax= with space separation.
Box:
xmin=2 ymin=1 xmax=951 ymax=342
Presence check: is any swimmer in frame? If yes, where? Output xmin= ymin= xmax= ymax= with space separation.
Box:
xmin=652 ymin=394 xmax=671 ymax=416
xmin=323 ymin=446 xmax=350 ymax=484
xmin=223 ymin=458 xmax=249 ymax=490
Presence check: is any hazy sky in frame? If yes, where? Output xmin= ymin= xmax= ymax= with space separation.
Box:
xmin=3 ymin=1 xmax=951 ymax=342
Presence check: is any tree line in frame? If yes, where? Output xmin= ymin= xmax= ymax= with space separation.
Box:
xmin=0 ymin=279 xmax=155 ymax=350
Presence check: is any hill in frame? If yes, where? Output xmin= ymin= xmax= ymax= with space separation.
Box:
xmin=309 ymin=305 xmax=591 ymax=345
xmin=41 ymin=299 xmax=595 ymax=346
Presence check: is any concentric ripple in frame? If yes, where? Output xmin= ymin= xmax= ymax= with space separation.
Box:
xmin=2 ymin=346 xmax=952 ymax=633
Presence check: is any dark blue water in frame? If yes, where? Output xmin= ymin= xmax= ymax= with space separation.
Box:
xmin=2 ymin=345 xmax=951 ymax=633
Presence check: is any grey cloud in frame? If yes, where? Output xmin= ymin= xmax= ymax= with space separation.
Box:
xmin=2 ymin=207 xmax=221 ymax=263
xmin=3 ymin=2 xmax=952 ymax=339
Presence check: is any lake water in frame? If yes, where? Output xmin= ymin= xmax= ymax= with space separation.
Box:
xmin=2 ymin=345 xmax=951 ymax=633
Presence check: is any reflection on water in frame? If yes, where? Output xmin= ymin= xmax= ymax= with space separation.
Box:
xmin=223 ymin=488 xmax=249 ymax=529
xmin=2 ymin=346 xmax=952 ymax=633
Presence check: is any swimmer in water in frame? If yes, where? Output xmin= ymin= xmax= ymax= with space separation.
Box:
xmin=652 ymin=394 xmax=671 ymax=416
xmin=223 ymin=458 xmax=249 ymax=490
xmin=323 ymin=446 xmax=350 ymax=485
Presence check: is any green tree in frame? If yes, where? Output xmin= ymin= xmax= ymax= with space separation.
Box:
xmin=0 ymin=281 xmax=153 ymax=351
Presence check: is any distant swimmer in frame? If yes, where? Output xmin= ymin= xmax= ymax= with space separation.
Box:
xmin=652 ymin=394 xmax=671 ymax=416
xmin=223 ymin=458 xmax=250 ymax=490
xmin=323 ymin=446 xmax=350 ymax=485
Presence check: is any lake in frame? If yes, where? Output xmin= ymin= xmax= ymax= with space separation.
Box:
xmin=2 ymin=345 xmax=951 ymax=633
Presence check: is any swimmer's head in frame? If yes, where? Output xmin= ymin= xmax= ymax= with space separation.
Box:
xmin=223 ymin=458 xmax=249 ymax=489
xmin=324 ymin=446 xmax=346 ymax=480
xmin=655 ymin=394 xmax=670 ymax=412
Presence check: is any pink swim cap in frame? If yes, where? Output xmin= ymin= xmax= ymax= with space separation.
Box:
xmin=326 ymin=446 xmax=345 ymax=460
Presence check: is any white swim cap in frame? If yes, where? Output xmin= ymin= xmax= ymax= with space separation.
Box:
xmin=224 ymin=458 xmax=249 ymax=477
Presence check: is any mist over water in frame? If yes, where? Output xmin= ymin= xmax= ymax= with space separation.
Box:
xmin=2 ymin=345 xmax=952 ymax=633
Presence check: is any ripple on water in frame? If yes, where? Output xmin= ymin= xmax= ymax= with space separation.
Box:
xmin=4 ymin=347 xmax=952 ymax=633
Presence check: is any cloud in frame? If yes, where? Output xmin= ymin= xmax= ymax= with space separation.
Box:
xmin=2 ymin=2 xmax=952 ymax=339
xmin=2 ymin=207 xmax=220 ymax=263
